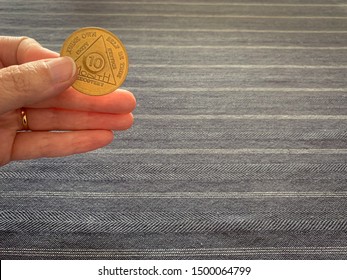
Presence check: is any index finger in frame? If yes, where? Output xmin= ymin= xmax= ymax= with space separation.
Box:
xmin=0 ymin=36 xmax=58 ymax=66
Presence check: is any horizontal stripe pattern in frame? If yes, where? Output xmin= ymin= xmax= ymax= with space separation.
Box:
xmin=91 ymin=149 xmax=347 ymax=155
xmin=2 ymin=218 xmax=347 ymax=233
xmin=1 ymin=247 xmax=347 ymax=258
xmin=2 ymin=12 xmax=347 ymax=19
xmin=3 ymin=26 xmax=347 ymax=33
xmin=132 ymin=64 xmax=347 ymax=69
xmin=45 ymin=44 xmax=347 ymax=50
xmin=1 ymin=1 xmax=346 ymax=7
xmin=1 ymin=163 xmax=346 ymax=181
xmin=128 ymin=87 xmax=347 ymax=92
xmin=2 ymin=191 xmax=347 ymax=199
xmin=1 ymin=15 xmax=346 ymax=31
xmin=1 ymin=210 xmax=347 ymax=233
xmin=135 ymin=114 xmax=347 ymax=120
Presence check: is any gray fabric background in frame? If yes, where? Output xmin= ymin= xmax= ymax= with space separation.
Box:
xmin=0 ymin=0 xmax=346 ymax=259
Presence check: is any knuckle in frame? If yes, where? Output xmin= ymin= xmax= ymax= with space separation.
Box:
xmin=2 ymin=65 xmax=31 ymax=93
xmin=17 ymin=37 xmax=41 ymax=62
xmin=10 ymin=66 xmax=30 ymax=92
xmin=36 ymin=133 xmax=53 ymax=157
xmin=0 ymin=63 xmax=44 ymax=95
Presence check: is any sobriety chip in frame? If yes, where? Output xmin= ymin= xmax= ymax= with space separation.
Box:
xmin=60 ymin=27 xmax=128 ymax=96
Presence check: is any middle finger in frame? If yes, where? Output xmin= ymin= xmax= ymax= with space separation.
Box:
xmin=28 ymin=87 xmax=136 ymax=114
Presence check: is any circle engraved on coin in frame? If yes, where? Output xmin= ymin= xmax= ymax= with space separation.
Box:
xmin=60 ymin=27 xmax=128 ymax=96
xmin=84 ymin=52 xmax=105 ymax=73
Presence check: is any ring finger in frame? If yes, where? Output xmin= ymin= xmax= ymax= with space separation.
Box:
xmin=18 ymin=108 xmax=134 ymax=131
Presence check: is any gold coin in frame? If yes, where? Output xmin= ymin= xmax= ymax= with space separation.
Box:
xmin=60 ymin=27 xmax=128 ymax=96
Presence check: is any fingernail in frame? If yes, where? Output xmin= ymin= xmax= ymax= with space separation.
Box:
xmin=46 ymin=56 xmax=76 ymax=84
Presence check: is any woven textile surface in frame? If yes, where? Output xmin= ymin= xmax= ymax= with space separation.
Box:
xmin=0 ymin=0 xmax=347 ymax=259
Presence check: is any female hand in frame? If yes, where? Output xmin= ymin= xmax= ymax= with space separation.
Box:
xmin=0 ymin=36 xmax=136 ymax=166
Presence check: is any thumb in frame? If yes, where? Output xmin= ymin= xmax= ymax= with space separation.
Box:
xmin=0 ymin=56 xmax=76 ymax=114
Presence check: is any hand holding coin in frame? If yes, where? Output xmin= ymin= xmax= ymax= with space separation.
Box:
xmin=61 ymin=27 xmax=129 ymax=96
xmin=0 ymin=35 xmax=135 ymax=166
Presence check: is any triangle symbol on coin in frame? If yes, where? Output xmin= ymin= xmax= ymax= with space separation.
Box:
xmin=75 ymin=35 xmax=117 ymax=86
